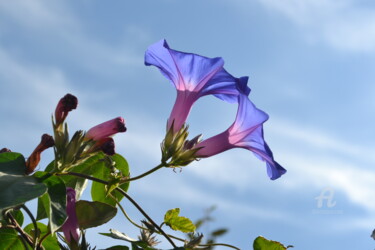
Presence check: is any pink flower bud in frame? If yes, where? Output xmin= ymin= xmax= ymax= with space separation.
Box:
xmin=62 ymin=187 xmax=80 ymax=243
xmin=85 ymin=117 xmax=126 ymax=141
xmin=55 ymin=94 xmax=78 ymax=125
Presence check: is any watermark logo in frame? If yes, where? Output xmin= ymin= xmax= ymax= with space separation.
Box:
xmin=312 ymin=187 xmax=343 ymax=215
xmin=315 ymin=187 xmax=336 ymax=208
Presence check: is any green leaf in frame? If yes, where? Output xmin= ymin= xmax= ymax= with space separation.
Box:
xmin=0 ymin=152 xmax=26 ymax=175
xmin=24 ymin=222 xmax=59 ymax=250
xmin=105 ymin=246 xmax=130 ymax=250
xmin=164 ymin=208 xmax=196 ymax=233
xmin=0 ymin=227 xmax=26 ymax=249
xmin=131 ymin=242 xmax=156 ymax=250
xmin=75 ymin=200 xmax=117 ymax=229
xmin=100 ymin=229 xmax=137 ymax=242
xmin=253 ymin=236 xmax=291 ymax=250
xmin=0 ymin=175 xmax=47 ymax=213
xmin=0 ymin=152 xmax=47 ymax=217
xmin=34 ymin=172 xmax=67 ymax=234
xmin=12 ymin=209 xmax=24 ymax=227
xmin=91 ymin=154 xmax=130 ymax=206
xmin=111 ymin=154 xmax=130 ymax=190
xmin=211 ymin=228 xmax=228 ymax=237
xmin=36 ymin=193 xmax=49 ymax=221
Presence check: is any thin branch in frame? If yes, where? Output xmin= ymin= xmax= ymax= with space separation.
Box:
xmin=114 ymin=197 xmax=145 ymax=230
xmin=37 ymin=231 xmax=51 ymax=249
xmin=59 ymin=172 xmax=240 ymax=249
xmin=116 ymin=187 xmax=177 ymax=248
xmin=115 ymin=202 xmax=240 ymax=249
xmin=20 ymin=204 xmax=39 ymax=245
xmin=5 ymin=211 xmax=34 ymax=248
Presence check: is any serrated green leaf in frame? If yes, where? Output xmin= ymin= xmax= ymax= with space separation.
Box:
xmin=0 ymin=227 xmax=26 ymax=249
xmin=24 ymin=222 xmax=59 ymax=250
xmin=253 ymin=236 xmax=290 ymax=250
xmin=34 ymin=172 xmax=67 ymax=233
xmin=75 ymin=200 xmax=117 ymax=229
xmin=164 ymin=208 xmax=196 ymax=233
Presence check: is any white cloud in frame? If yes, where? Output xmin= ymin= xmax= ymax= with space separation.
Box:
xmin=256 ymin=0 xmax=375 ymax=52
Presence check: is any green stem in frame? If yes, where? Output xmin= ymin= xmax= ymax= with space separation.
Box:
xmin=114 ymin=198 xmax=144 ymax=230
xmin=121 ymin=163 xmax=166 ymax=183
xmin=20 ymin=204 xmax=39 ymax=246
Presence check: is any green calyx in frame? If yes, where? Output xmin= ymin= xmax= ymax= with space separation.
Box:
xmin=161 ymin=122 xmax=203 ymax=167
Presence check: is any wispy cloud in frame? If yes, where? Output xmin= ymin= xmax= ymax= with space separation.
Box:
xmin=255 ymin=0 xmax=375 ymax=52
xmin=0 ymin=0 xmax=144 ymax=75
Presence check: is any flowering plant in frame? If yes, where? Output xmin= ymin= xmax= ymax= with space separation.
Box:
xmin=0 ymin=40 xmax=290 ymax=249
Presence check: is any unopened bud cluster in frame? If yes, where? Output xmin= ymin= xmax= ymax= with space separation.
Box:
xmin=161 ymin=122 xmax=202 ymax=167
xmin=51 ymin=94 xmax=126 ymax=172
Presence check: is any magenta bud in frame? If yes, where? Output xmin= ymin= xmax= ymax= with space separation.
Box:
xmin=55 ymin=94 xmax=78 ymax=125
xmin=62 ymin=187 xmax=80 ymax=243
xmin=85 ymin=117 xmax=126 ymax=141
xmin=100 ymin=138 xmax=116 ymax=156
xmin=0 ymin=148 xmax=11 ymax=153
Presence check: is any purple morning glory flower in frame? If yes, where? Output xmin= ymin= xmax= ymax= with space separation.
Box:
xmin=195 ymin=94 xmax=286 ymax=180
xmin=62 ymin=187 xmax=80 ymax=243
xmin=145 ymin=39 xmax=250 ymax=132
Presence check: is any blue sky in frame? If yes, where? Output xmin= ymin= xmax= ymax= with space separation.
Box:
xmin=0 ymin=1 xmax=375 ymax=249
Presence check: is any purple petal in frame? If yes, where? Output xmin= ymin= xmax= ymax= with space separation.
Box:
xmin=145 ymin=39 xmax=224 ymax=91
xmin=237 ymin=127 xmax=286 ymax=180
xmin=201 ymin=71 xmax=250 ymax=103
xmin=229 ymin=94 xmax=268 ymax=141
xmin=145 ymin=40 xmax=181 ymax=87
xmin=145 ymin=40 xmax=244 ymax=102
